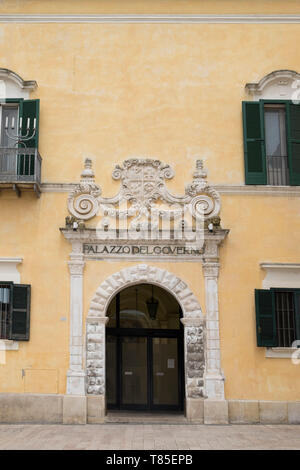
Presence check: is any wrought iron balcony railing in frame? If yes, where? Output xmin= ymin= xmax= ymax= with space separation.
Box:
xmin=0 ymin=147 xmax=41 ymax=196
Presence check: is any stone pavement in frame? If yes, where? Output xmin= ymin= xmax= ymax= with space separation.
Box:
xmin=0 ymin=423 xmax=300 ymax=450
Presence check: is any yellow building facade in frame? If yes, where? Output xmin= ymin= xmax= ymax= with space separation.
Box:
xmin=0 ymin=0 xmax=300 ymax=424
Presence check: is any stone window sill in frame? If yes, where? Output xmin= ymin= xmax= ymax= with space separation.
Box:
xmin=266 ymin=347 xmax=298 ymax=358
xmin=0 ymin=340 xmax=19 ymax=351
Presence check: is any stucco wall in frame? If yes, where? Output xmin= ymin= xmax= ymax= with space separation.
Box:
xmin=0 ymin=1 xmax=300 ymax=401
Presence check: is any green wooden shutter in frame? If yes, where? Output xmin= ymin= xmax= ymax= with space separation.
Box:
xmin=18 ymin=99 xmax=39 ymax=176
xmin=293 ymin=290 xmax=300 ymax=342
xmin=255 ymin=289 xmax=277 ymax=347
xmin=287 ymin=102 xmax=300 ymax=185
xmin=21 ymin=99 xmax=39 ymax=149
xmin=0 ymin=282 xmax=13 ymax=340
xmin=243 ymin=101 xmax=267 ymax=185
xmin=10 ymin=284 xmax=31 ymax=341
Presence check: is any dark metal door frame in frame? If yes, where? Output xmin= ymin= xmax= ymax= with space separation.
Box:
xmin=107 ymin=291 xmax=184 ymax=411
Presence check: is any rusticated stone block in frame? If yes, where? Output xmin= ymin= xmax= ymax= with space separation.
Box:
xmin=87 ymin=324 xmax=96 ymax=333
xmin=0 ymin=394 xmax=63 ymax=424
xmin=288 ymin=402 xmax=300 ymax=424
xmin=188 ymin=387 xmax=204 ymax=398
xmin=95 ymin=377 xmax=104 ymax=385
xmin=259 ymin=401 xmax=288 ymax=424
xmin=186 ymin=398 xmax=204 ymax=422
xmin=87 ymin=333 xmax=103 ymax=343
xmin=87 ymin=385 xmax=102 ymax=395
xmin=87 ymin=395 xmax=105 ymax=423
xmin=87 ymin=359 xmax=102 ymax=368
xmin=87 ymin=351 xmax=103 ymax=360
xmin=204 ymin=400 xmax=228 ymax=424
xmin=63 ymin=395 xmax=87 ymax=425
xmin=228 ymin=400 xmax=259 ymax=424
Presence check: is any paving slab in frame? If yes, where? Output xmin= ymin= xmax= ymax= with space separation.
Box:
xmin=0 ymin=423 xmax=299 ymax=450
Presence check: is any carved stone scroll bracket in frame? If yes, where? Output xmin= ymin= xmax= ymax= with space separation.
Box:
xmin=185 ymin=160 xmax=221 ymax=221
xmin=68 ymin=158 xmax=101 ymax=221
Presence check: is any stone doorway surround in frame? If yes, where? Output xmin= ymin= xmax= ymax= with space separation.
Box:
xmin=87 ymin=265 xmax=205 ymax=418
xmin=60 ymin=158 xmax=229 ymax=424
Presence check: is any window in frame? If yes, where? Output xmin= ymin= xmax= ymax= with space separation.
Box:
xmin=264 ymin=104 xmax=288 ymax=185
xmin=0 ymin=283 xmax=11 ymax=339
xmin=0 ymin=99 xmax=40 ymax=178
xmin=0 ymin=99 xmax=39 ymax=148
xmin=0 ymin=282 xmax=31 ymax=341
xmin=0 ymin=103 xmax=19 ymax=148
xmin=243 ymin=100 xmax=300 ymax=186
xmin=255 ymin=288 xmax=300 ymax=347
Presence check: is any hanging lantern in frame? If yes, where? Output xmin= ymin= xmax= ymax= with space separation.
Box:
xmin=146 ymin=285 xmax=159 ymax=320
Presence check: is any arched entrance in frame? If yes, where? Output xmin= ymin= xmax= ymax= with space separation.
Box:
xmin=85 ymin=264 xmax=207 ymax=420
xmin=106 ymin=283 xmax=184 ymax=411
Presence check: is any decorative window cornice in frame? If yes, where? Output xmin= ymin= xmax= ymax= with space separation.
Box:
xmin=260 ymin=263 xmax=300 ymax=290
xmin=0 ymin=68 xmax=37 ymax=91
xmin=245 ymin=70 xmax=300 ymax=100
xmin=0 ymin=257 xmax=22 ymax=283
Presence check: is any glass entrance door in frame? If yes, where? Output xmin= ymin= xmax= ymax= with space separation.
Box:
xmin=106 ymin=334 xmax=183 ymax=410
xmin=122 ymin=336 xmax=148 ymax=407
xmin=106 ymin=284 xmax=184 ymax=411
xmin=152 ymin=337 xmax=179 ymax=407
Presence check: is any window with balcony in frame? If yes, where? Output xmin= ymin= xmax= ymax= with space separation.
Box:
xmin=243 ymin=100 xmax=300 ymax=186
xmin=0 ymin=69 xmax=41 ymax=196
xmin=0 ymin=99 xmax=41 ymax=192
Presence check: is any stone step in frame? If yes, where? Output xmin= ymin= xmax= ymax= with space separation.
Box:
xmin=105 ymin=411 xmax=188 ymax=424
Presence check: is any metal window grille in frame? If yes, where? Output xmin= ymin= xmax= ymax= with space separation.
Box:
xmin=0 ymin=284 xmax=11 ymax=340
xmin=275 ymin=291 xmax=297 ymax=347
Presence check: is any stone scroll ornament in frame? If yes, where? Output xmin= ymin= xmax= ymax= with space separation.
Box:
xmin=67 ymin=157 xmax=221 ymax=227
xmin=68 ymin=159 xmax=102 ymax=220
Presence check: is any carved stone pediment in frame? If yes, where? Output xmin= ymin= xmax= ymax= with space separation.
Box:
xmin=67 ymin=158 xmax=221 ymax=233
